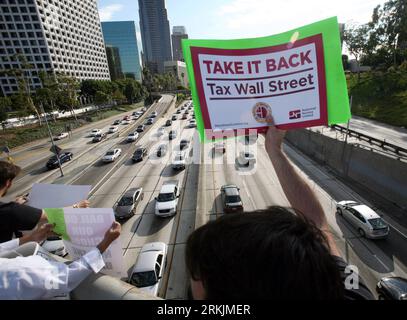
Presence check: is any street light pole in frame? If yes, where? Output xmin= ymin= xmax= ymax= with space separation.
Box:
xmin=40 ymin=103 xmax=64 ymax=177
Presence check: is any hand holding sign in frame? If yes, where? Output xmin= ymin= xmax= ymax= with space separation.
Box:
xmin=263 ymin=114 xmax=287 ymax=156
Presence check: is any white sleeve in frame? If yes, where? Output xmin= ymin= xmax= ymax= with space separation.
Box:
xmin=0 ymin=239 xmax=20 ymax=253
xmin=0 ymin=248 xmax=105 ymax=300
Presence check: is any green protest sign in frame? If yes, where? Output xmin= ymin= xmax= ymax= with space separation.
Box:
xmin=44 ymin=208 xmax=70 ymax=241
xmin=182 ymin=17 xmax=350 ymax=142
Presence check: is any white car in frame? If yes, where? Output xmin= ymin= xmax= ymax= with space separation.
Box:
xmin=237 ymin=151 xmax=256 ymax=166
xmin=108 ymin=126 xmax=118 ymax=133
xmin=127 ymin=132 xmax=139 ymax=142
xmin=102 ymin=148 xmax=122 ymax=163
xmin=336 ymin=201 xmax=390 ymax=239
xmin=189 ymin=120 xmax=197 ymax=128
xmin=172 ymin=151 xmax=187 ymax=170
xmin=156 ymin=128 xmax=166 ymax=137
xmin=90 ymin=129 xmax=102 ymax=137
xmin=122 ymin=120 xmax=131 ymax=125
xmin=129 ymin=242 xmax=168 ymax=297
xmin=213 ymin=142 xmax=226 ymax=154
xmin=54 ymin=132 xmax=68 ymax=140
xmin=155 ymin=181 xmax=180 ymax=217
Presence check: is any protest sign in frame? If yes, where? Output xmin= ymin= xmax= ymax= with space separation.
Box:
xmin=182 ymin=17 xmax=350 ymax=141
xmin=27 ymin=183 xmax=91 ymax=209
xmin=45 ymin=208 xmax=126 ymax=278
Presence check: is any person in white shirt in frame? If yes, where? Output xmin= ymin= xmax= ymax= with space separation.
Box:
xmin=0 ymin=221 xmax=121 ymax=300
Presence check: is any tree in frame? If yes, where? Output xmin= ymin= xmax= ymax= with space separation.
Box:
xmin=35 ymin=71 xmax=59 ymax=122
xmin=94 ymin=91 xmax=110 ymax=106
xmin=364 ymin=0 xmax=407 ymax=67
xmin=112 ymin=89 xmax=126 ymax=104
xmin=0 ymin=54 xmax=43 ymax=125
xmin=343 ymin=24 xmax=370 ymax=80
xmin=0 ymin=97 xmax=11 ymax=130
xmin=56 ymin=74 xmax=80 ymax=122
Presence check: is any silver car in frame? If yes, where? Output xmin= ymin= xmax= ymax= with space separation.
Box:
xmin=115 ymin=188 xmax=144 ymax=220
xmin=336 ymin=201 xmax=390 ymax=239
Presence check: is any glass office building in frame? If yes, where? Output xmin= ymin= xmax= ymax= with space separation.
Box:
xmin=101 ymin=21 xmax=142 ymax=81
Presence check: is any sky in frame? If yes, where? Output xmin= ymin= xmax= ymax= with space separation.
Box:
xmin=97 ymin=0 xmax=387 ymax=55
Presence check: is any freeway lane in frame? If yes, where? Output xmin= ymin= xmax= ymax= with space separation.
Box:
xmin=71 ymin=95 xmax=175 ymax=190
xmin=87 ymin=99 xmax=197 ymax=299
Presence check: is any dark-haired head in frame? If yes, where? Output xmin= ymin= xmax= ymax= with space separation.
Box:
xmin=0 ymin=161 xmax=21 ymax=196
xmin=186 ymin=206 xmax=344 ymax=300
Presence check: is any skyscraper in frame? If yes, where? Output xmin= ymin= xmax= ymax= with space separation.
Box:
xmin=138 ymin=0 xmax=172 ymax=74
xmin=0 ymin=0 xmax=110 ymax=96
xmin=101 ymin=21 xmax=142 ymax=81
xmin=172 ymin=26 xmax=188 ymax=62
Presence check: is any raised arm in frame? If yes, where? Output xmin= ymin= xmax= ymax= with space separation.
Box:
xmin=264 ymin=116 xmax=340 ymax=256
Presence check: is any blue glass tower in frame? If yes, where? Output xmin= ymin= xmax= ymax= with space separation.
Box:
xmin=101 ymin=21 xmax=142 ymax=81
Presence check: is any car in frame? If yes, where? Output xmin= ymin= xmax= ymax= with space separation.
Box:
xmin=113 ymin=120 xmax=121 ymax=125
xmin=181 ymin=114 xmax=188 ymax=120
xmin=92 ymin=133 xmax=107 ymax=143
xmin=108 ymin=126 xmax=119 ymax=133
xmin=114 ymin=188 xmax=144 ymax=220
xmin=244 ymin=133 xmax=258 ymax=144
xmin=155 ymin=181 xmax=180 ymax=217
xmin=176 ymin=110 xmax=181 ymax=114
xmin=171 ymin=115 xmax=178 ymax=121
xmin=213 ymin=142 xmax=226 ymax=154
xmin=221 ymin=185 xmax=244 ymax=213
xmin=150 ymin=111 xmax=158 ymax=118
xmin=165 ymin=119 xmax=172 ymax=127
xmin=336 ymin=201 xmax=390 ymax=239
xmin=146 ymin=118 xmax=154 ymax=125
xmin=129 ymin=242 xmax=168 ymax=296
xmin=102 ymin=148 xmax=122 ymax=163
xmin=376 ymin=277 xmax=407 ymax=300
xmin=137 ymin=125 xmax=145 ymax=133
xmin=123 ymin=115 xmax=130 ymax=121
xmin=157 ymin=127 xmax=166 ymax=135
xmin=189 ymin=120 xmax=197 ymax=128
xmin=172 ymin=151 xmax=187 ymax=170
xmin=46 ymin=152 xmax=73 ymax=169
xmin=156 ymin=144 xmax=168 ymax=157
xmin=122 ymin=119 xmax=131 ymax=125
xmin=184 ymin=110 xmax=189 ymax=115
xmin=132 ymin=115 xmax=140 ymax=120
xmin=168 ymin=130 xmax=177 ymax=140
xmin=179 ymin=139 xmax=190 ymax=150
xmin=90 ymin=129 xmax=102 ymax=137
xmin=132 ymin=111 xmax=142 ymax=116
xmin=141 ymin=107 xmax=147 ymax=112
xmin=54 ymin=132 xmax=68 ymax=140
xmin=127 ymin=132 xmax=139 ymax=142
xmin=132 ymin=147 xmax=148 ymax=162
xmin=237 ymin=151 xmax=256 ymax=166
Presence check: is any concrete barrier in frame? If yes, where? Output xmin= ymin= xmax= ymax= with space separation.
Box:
xmin=286 ymin=129 xmax=407 ymax=209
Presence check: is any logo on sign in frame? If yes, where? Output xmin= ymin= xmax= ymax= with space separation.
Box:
xmin=289 ymin=110 xmax=302 ymax=120
xmin=252 ymin=102 xmax=272 ymax=123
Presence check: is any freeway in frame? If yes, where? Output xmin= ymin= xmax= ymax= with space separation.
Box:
xmin=4 ymin=96 xmax=174 ymax=201
xmin=5 ymin=95 xmax=407 ymax=300
xmin=349 ymin=115 xmax=407 ymax=148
